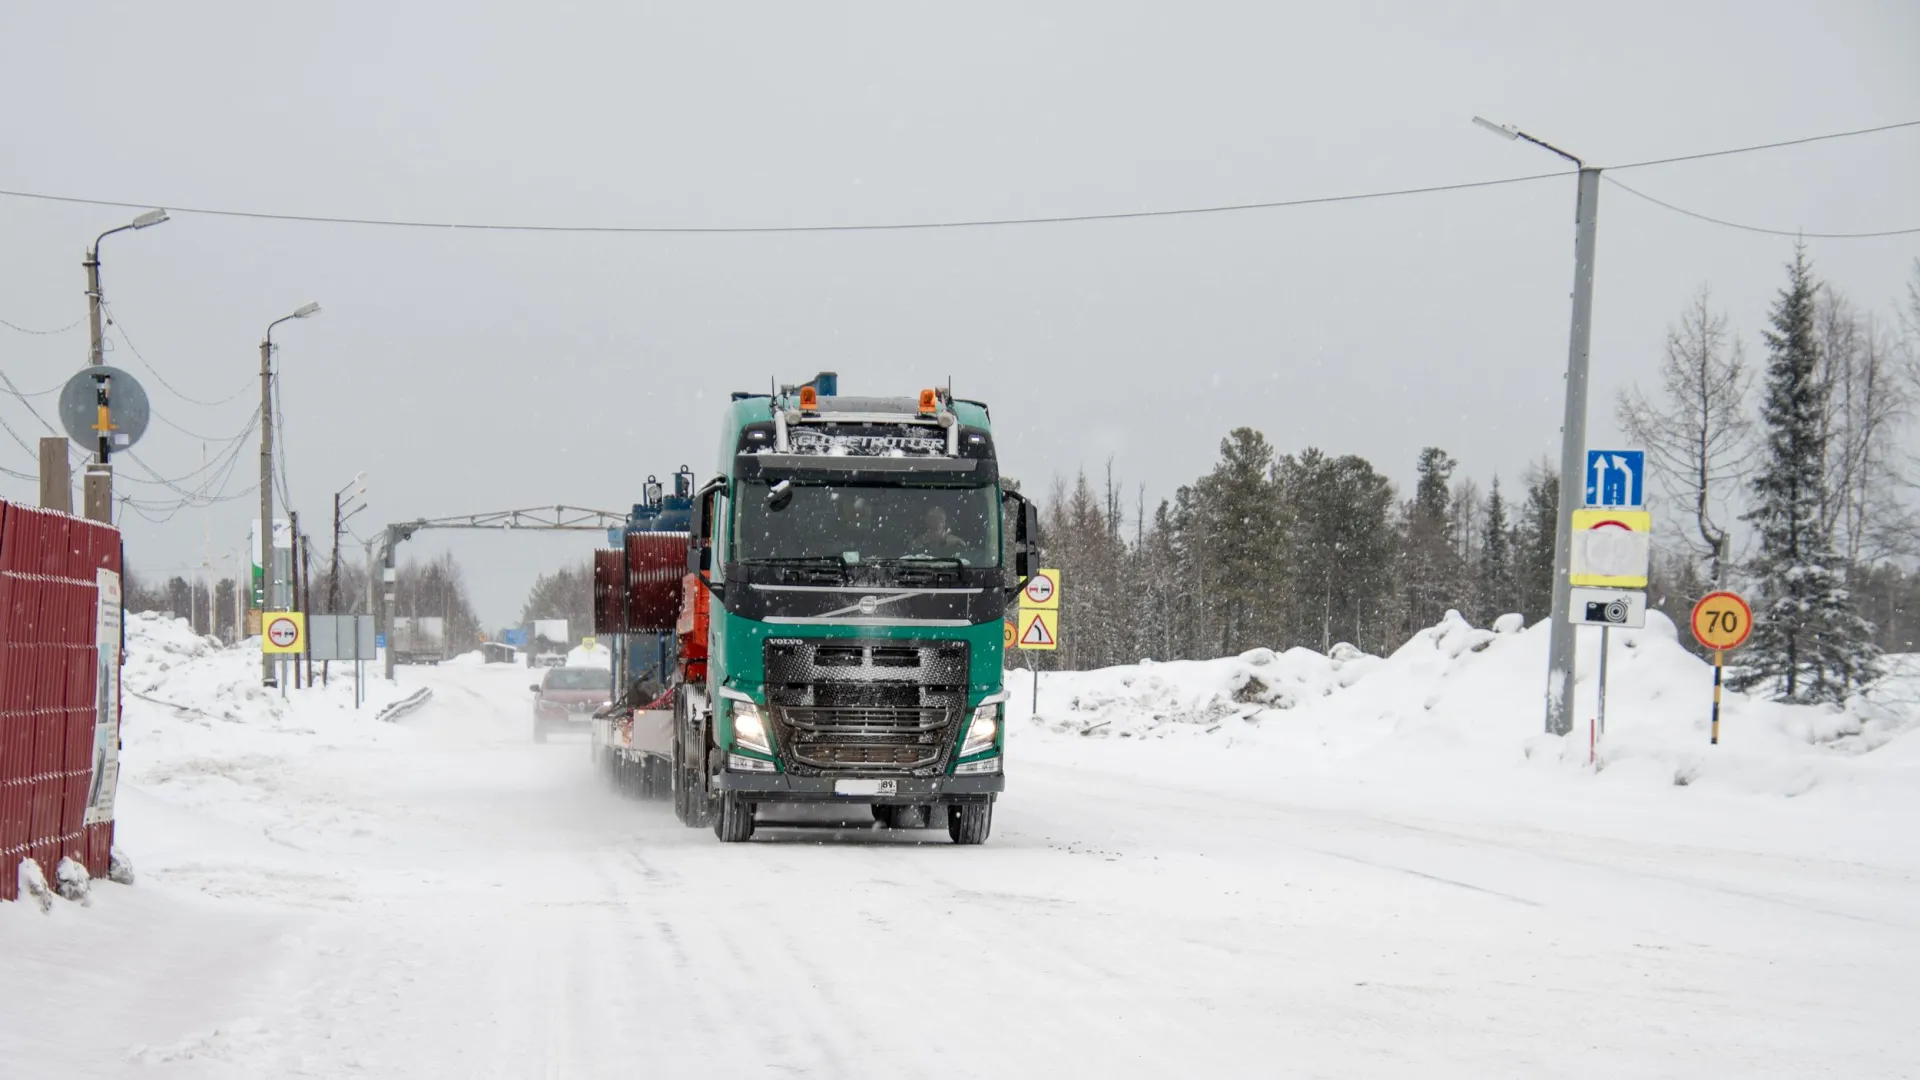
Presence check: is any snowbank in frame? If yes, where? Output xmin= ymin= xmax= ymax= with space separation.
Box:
xmin=1018 ymin=610 xmax=1920 ymax=803
xmin=112 ymin=612 xmax=420 ymax=856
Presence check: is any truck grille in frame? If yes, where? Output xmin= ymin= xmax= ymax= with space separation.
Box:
xmin=764 ymin=639 xmax=968 ymax=776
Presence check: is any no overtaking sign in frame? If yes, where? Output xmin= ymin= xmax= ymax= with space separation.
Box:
xmin=262 ymin=612 xmax=306 ymax=654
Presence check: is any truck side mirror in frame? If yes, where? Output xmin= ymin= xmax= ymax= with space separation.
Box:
xmin=1003 ymin=491 xmax=1040 ymax=595
xmin=687 ymin=478 xmax=722 ymax=573
xmin=529 ymin=683 xmax=541 ymax=693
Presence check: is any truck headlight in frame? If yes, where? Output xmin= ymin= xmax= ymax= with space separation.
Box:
xmin=960 ymin=703 xmax=999 ymax=758
xmin=731 ymin=702 xmax=772 ymax=755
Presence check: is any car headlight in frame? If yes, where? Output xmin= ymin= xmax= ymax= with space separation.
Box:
xmin=960 ymin=702 xmax=1000 ymax=758
xmin=731 ymin=701 xmax=772 ymax=755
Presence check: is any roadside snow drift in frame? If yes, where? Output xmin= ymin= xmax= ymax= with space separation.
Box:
xmin=1018 ymin=610 xmax=1920 ymax=803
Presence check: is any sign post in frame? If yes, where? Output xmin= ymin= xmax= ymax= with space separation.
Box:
xmin=1017 ymin=568 xmax=1061 ymax=715
xmin=1574 ymin=452 xmax=1649 ymax=749
xmin=1689 ymin=591 xmax=1753 ymax=745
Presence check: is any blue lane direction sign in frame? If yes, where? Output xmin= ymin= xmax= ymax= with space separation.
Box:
xmin=1584 ymin=449 xmax=1646 ymax=509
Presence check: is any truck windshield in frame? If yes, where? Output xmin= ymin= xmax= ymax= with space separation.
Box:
xmin=736 ymin=482 xmax=999 ymax=567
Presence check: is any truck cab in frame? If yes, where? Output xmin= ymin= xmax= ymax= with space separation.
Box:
xmin=677 ymin=377 xmax=1036 ymax=843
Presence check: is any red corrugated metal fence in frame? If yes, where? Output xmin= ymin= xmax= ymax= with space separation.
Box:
xmin=0 ymin=501 xmax=121 ymax=902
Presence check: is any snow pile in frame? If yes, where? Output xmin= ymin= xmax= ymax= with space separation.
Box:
xmin=113 ymin=612 xmax=419 ymax=858
xmin=1021 ymin=609 xmax=1920 ymax=801
xmin=122 ymin=614 xmax=291 ymax=725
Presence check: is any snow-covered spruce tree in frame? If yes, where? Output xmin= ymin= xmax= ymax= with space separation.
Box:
xmin=1512 ymin=460 xmax=1559 ymax=624
xmin=1191 ymin=428 xmax=1286 ymax=655
xmin=1477 ymin=477 xmax=1514 ymax=625
xmin=1732 ymin=248 xmax=1881 ymax=702
xmin=1398 ymin=447 xmax=1462 ymax=635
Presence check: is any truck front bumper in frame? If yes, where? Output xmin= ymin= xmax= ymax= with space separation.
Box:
xmin=714 ymin=771 xmax=1004 ymax=801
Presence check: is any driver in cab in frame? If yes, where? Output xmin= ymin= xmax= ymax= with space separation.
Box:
xmin=910 ymin=506 xmax=966 ymax=555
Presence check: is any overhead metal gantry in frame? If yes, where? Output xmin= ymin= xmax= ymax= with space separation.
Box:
xmin=379 ymin=505 xmax=627 ymax=678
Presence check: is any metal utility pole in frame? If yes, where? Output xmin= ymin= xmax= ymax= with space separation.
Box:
xmin=290 ymin=511 xmax=304 ymax=689
xmin=1550 ymin=167 xmax=1602 ymax=736
xmin=329 ymin=472 xmax=366 ymax=616
xmin=258 ymin=302 xmax=321 ymax=686
xmin=331 ymin=492 xmax=343 ymax=614
xmin=1466 ymin=117 xmax=1605 ymax=734
xmin=1473 ymin=117 xmax=1600 ymax=737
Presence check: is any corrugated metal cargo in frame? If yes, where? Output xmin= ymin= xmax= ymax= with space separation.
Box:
xmin=593 ymin=548 xmax=627 ymax=635
xmin=626 ymin=532 xmax=689 ymax=632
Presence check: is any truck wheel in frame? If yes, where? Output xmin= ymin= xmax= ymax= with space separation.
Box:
xmin=948 ymin=802 xmax=992 ymax=845
xmin=533 ymin=721 xmax=548 ymax=744
xmin=714 ymin=794 xmax=755 ymax=842
xmin=673 ymin=743 xmax=714 ymax=827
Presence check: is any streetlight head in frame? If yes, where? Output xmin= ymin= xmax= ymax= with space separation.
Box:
xmin=1472 ymin=116 xmax=1521 ymax=141
xmin=292 ymin=302 xmax=321 ymax=319
xmin=131 ymin=209 xmax=170 ymax=229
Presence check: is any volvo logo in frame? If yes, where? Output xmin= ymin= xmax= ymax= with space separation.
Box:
xmin=857 ymin=595 xmax=879 ymax=616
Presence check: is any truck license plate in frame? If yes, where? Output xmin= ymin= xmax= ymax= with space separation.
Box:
xmin=834 ymin=779 xmax=897 ymax=797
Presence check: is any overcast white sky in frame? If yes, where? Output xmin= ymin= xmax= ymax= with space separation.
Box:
xmin=2 ymin=1 xmax=1917 ymax=627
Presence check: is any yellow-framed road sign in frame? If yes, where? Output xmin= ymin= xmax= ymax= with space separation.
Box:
xmin=1017 ymin=609 xmax=1058 ymax=650
xmin=261 ymin=611 xmax=306 ymax=654
xmin=1019 ymin=568 xmax=1060 ymax=610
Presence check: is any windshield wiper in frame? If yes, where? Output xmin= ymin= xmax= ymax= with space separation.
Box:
xmin=874 ymin=556 xmax=966 ymax=567
xmin=746 ymin=556 xmax=848 ymax=569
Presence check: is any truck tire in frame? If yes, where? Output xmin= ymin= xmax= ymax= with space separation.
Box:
xmin=532 ymin=720 xmax=548 ymax=744
xmin=948 ymin=802 xmax=992 ymax=845
xmin=673 ymin=740 xmax=714 ymax=827
xmin=714 ymin=794 xmax=755 ymax=842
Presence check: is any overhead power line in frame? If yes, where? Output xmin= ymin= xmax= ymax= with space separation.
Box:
xmin=103 ymin=303 xmax=253 ymax=407
xmin=1603 ymin=176 xmax=1920 ymax=239
xmin=0 ymin=315 xmax=84 ymax=336
xmin=0 ymin=170 xmax=1572 ymax=233
xmin=0 ymin=119 xmax=1911 ymax=235
xmin=0 ymin=371 xmax=64 ymax=425
xmin=1606 ymin=119 xmax=1920 ymax=172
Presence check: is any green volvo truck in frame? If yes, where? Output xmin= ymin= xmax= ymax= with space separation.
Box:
xmin=671 ymin=374 xmax=1036 ymax=843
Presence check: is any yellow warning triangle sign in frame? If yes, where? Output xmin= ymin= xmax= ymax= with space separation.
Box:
xmin=1019 ymin=610 xmax=1056 ymax=648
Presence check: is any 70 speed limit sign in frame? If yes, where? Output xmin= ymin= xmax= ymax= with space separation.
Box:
xmin=1690 ymin=591 xmax=1752 ymax=651
xmin=1689 ymin=590 xmax=1751 ymax=747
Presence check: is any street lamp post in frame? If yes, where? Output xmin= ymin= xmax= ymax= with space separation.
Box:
xmin=80 ymin=209 xmax=169 ymax=523
xmin=260 ymin=302 xmax=322 ymax=686
xmin=1474 ymin=117 xmax=1600 ymax=737
xmin=85 ymin=209 xmax=169 ymax=371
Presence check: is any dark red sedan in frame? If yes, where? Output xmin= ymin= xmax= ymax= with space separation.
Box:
xmin=531 ymin=666 xmax=610 ymax=742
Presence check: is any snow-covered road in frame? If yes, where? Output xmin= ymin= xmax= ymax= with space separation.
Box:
xmin=7 ymin=655 xmax=1919 ymax=1078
